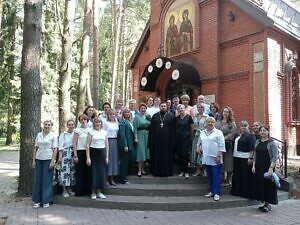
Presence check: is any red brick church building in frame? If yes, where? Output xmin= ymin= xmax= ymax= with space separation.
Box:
xmin=129 ymin=0 xmax=300 ymax=157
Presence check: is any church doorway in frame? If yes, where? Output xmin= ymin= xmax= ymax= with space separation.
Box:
xmin=165 ymin=78 xmax=193 ymax=103
xmin=139 ymin=57 xmax=201 ymax=103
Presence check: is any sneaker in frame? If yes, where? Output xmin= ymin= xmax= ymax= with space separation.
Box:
xmin=178 ymin=172 xmax=184 ymax=177
xmin=97 ymin=193 xmax=106 ymax=199
xmin=205 ymin=192 xmax=213 ymax=198
xmin=91 ymin=193 xmax=97 ymax=200
xmin=43 ymin=203 xmax=50 ymax=208
xmin=62 ymin=192 xmax=70 ymax=198
xmin=214 ymin=194 xmax=220 ymax=201
xmin=33 ymin=203 xmax=40 ymax=208
xmin=185 ymin=173 xmax=189 ymax=178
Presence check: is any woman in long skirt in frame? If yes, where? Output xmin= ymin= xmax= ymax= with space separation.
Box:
xmin=215 ymin=106 xmax=237 ymax=184
xmin=176 ymin=104 xmax=194 ymax=178
xmin=191 ymin=103 xmax=207 ymax=176
xmin=133 ymin=103 xmax=151 ymax=177
xmin=73 ymin=114 xmax=91 ymax=196
xmin=231 ymin=121 xmax=256 ymax=199
xmin=103 ymin=109 xmax=119 ymax=185
xmin=58 ymin=120 xmax=75 ymax=197
xmin=32 ymin=120 xmax=58 ymax=208
xmin=252 ymin=125 xmax=278 ymax=212
xmin=86 ymin=118 xmax=109 ymax=199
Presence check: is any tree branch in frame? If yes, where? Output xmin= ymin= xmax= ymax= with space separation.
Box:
xmin=55 ymin=0 xmax=63 ymax=37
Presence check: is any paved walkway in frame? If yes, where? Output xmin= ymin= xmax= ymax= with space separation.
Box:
xmin=0 ymin=150 xmax=300 ymax=225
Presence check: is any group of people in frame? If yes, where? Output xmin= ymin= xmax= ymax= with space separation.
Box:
xmin=32 ymin=95 xmax=279 ymax=213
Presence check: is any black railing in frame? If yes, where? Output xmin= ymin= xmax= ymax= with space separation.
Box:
xmin=271 ymin=137 xmax=288 ymax=178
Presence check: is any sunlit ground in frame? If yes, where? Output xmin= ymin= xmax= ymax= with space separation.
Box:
xmin=0 ymin=162 xmax=19 ymax=177
xmin=0 ymin=150 xmax=19 ymax=200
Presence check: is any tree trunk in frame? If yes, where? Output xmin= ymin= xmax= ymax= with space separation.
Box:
xmin=111 ymin=0 xmax=116 ymax=58
xmin=58 ymin=0 xmax=76 ymax=133
xmin=75 ymin=0 xmax=92 ymax=118
xmin=6 ymin=9 xmax=17 ymax=145
xmin=121 ymin=26 xmax=126 ymax=104
xmin=111 ymin=0 xmax=124 ymax=107
xmin=86 ymin=68 xmax=93 ymax=106
xmin=0 ymin=0 xmax=3 ymax=29
xmin=126 ymin=71 xmax=132 ymax=105
xmin=19 ymin=0 xmax=42 ymax=196
xmin=92 ymin=0 xmax=99 ymax=109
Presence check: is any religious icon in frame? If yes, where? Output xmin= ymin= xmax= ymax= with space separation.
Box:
xmin=179 ymin=9 xmax=193 ymax=53
xmin=165 ymin=14 xmax=179 ymax=57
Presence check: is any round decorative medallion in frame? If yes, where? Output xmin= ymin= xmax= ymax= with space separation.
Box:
xmin=165 ymin=61 xmax=171 ymax=69
xmin=156 ymin=58 xmax=163 ymax=68
xmin=148 ymin=65 xmax=153 ymax=73
xmin=172 ymin=69 xmax=180 ymax=80
xmin=141 ymin=77 xmax=147 ymax=86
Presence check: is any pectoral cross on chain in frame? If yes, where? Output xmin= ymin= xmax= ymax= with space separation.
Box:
xmin=160 ymin=122 xmax=163 ymax=128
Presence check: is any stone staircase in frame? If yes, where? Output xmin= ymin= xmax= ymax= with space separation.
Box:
xmin=54 ymin=175 xmax=290 ymax=211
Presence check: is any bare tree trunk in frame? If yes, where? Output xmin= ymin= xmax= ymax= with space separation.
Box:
xmin=19 ymin=0 xmax=42 ymax=196
xmin=0 ymin=0 xmax=3 ymax=29
xmin=86 ymin=69 xmax=93 ymax=106
xmin=121 ymin=21 xmax=126 ymax=103
xmin=92 ymin=0 xmax=99 ymax=109
xmin=6 ymin=8 xmax=17 ymax=145
xmin=111 ymin=0 xmax=116 ymax=57
xmin=111 ymin=0 xmax=124 ymax=107
xmin=58 ymin=0 xmax=76 ymax=133
xmin=127 ymin=71 xmax=132 ymax=104
xmin=75 ymin=0 xmax=92 ymax=118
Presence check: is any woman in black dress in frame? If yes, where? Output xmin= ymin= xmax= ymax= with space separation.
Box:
xmin=252 ymin=125 xmax=278 ymax=212
xmin=231 ymin=121 xmax=256 ymax=199
xmin=176 ymin=104 xmax=194 ymax=178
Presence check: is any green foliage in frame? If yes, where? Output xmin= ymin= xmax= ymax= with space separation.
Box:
xmin=0 ymin=0 xmax=150 ymax=138
xmin=97 ymin=0 xmax=150 ymax=107
xmin=0 ymin=0 xmax=22 ymax=141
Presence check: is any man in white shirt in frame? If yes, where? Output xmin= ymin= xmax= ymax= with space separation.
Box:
xmin=197 ymin=117 xmax=225 ymax=201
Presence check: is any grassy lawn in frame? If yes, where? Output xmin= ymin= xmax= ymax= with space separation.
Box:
xmin=0 ymin=137 xmax=19 ymax=151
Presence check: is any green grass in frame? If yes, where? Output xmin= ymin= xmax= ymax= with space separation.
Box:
xmin=0 ymin=137 xmax=19 ymax=151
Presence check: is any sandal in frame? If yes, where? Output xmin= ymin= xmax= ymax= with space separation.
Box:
xmin=260 ymin=205 xmax=270 ymax=213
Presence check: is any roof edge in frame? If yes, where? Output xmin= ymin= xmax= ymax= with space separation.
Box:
xmin=230 ymin=0 xmax=274 ymax=27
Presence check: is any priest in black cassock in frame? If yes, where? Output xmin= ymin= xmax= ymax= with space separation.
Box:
xmin=148 ymin=102 xmax=176 ymax=177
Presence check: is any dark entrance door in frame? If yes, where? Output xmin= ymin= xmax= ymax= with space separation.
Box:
xmin=165 ymin=78 xmax=193 ymax=103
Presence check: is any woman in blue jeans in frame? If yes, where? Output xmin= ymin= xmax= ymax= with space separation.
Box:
xmin=32 ymin=120 xmax=58 ymax=208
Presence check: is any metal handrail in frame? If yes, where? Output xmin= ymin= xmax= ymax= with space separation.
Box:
xmin=270 ymin=137 xmax=288 ymax=178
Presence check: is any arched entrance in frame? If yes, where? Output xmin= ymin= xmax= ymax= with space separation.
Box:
xmin=139 ymin=57 xmax=201 ymax=101
xmin=165 ymin=79 xmax=194 ymax=100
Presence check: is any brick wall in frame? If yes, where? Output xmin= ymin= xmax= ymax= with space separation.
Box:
xmin=131 ymin=0 xmax=300 ymax=154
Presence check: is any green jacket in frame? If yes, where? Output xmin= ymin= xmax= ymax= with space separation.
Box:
xmin=118 ymin=119 xmax=135 ymax=151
